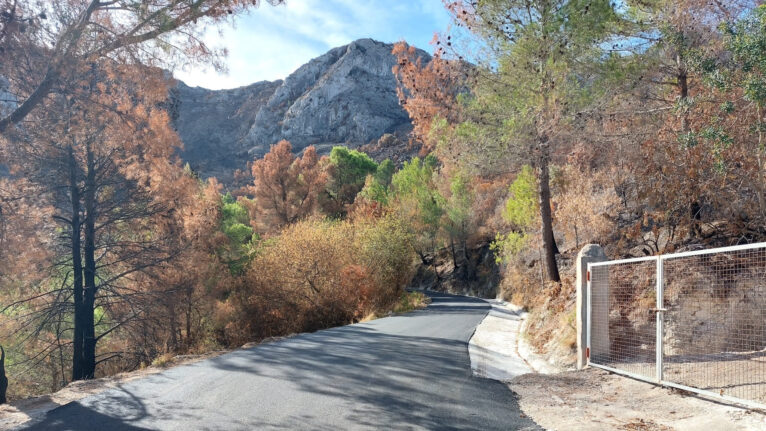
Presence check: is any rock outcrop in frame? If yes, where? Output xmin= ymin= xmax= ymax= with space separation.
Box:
xmin=171 ymin=38 xmax=429 ymax=183
xmin=409 ymin=243 xmax=501 ymax=299
xmin=171 ymin=79 xmax=281 ymax=183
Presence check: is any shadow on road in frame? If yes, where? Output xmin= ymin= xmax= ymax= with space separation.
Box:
xmin=23 ymin=292 xmax=540 ymax=430
xmin=25 ymin=396 xmax=151 ymax=430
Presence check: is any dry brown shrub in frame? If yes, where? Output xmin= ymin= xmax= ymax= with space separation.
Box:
xmin=217 ymin=215 xmax=415 ymax=345
xmin=553 ymin=166 xmax=619 ymax=252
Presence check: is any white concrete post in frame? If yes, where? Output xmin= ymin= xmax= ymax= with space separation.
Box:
xmin=576 ymin=244 xmax=607 ymax=370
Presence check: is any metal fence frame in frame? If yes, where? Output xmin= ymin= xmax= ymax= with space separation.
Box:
xmin=586 ymin=242 xmax=766 ymax=411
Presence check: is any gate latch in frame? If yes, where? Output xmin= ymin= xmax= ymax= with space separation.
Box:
xmin=649 ymin=307 xmax=668 ymax=313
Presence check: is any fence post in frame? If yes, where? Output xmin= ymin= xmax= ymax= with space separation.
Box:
xmin=656 ymin=256 xmax=664 ymax=383
xmin=577 ymin=244 xmax=607 ymax=370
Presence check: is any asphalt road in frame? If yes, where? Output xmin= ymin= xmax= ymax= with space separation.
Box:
xmin=24 ymin=292 xmax=540 ymax=430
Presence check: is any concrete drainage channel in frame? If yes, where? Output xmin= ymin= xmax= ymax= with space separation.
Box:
xmin=468 ymin=299 xmax=558 ymax=381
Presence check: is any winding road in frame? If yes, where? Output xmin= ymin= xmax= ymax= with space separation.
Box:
xmin=23 ymin=292 xmax=540 ymax=430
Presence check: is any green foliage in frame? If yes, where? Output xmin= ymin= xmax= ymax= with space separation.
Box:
xmin=444 ymin=171 xmax=473 ymax=243
xmin=502 ymin=166 xmax=537 ymax=229
xmin=322 ymin=147 xmax=380 ymax=217
xmin=721 ymin=5 xmax=766 ymax=108
xmin=359 ymin=176 xmax=389 ymax=205
xmin=219 ymin=196 xmax=255 ymax=275
xmin=440 ymin=0 xmax=624 ymax=174
xmin=490 ymin=166 xmax=538 ymax=264
xmin=490 ymin=231 xmax=528 ymax=264
xmin=222 ymin=192 xmax=236 ymax=205
xmin=692 ymin=6 xmax=766 ymax=164
xmin=374 ymin=159 xmax=395 ymax=188
xmin=392 ymin=156 xmax=445 ymax=232
xmin=390 ymin=155 xmax=445 ymax=257
xmin=329 ymin=147 xmax=378 ymax=187
xmin=359 ymin=159 xmax=397 ymax=205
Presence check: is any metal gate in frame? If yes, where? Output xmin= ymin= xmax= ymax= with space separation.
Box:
xmin=587 ymin=243 xmax=766 ymax=410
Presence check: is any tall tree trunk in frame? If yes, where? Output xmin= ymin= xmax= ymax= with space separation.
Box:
xmin=185 ymin=288 xmax=193 ymax=348
xmin=0 ymin=346 xmax=7 ymax=404
xmin=677 ymin=54 xmax=702 ymax=234
xmin=82 ymin=145 xmax=97 ymax=379
xmin=168 ymin=305 xmax=179 ymax=352
xmin=449 ymin=238 xmax=458 ymax=269
xmin=677 ymin=54 xmax=689 ymax=133
xmin=68 ymin=146 xmax=85 ymax=382
xmin=461 ymin=236 xmax=476 ymax=281
xmin=538 ymin=145 xmax=560 ymax=283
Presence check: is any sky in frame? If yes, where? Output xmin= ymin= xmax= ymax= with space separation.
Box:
xmin=175 ymin=0 xmax=452 ymax=90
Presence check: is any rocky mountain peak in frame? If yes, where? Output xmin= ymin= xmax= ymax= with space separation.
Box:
xmin=171 ymin=39 xmax=429 ymax=184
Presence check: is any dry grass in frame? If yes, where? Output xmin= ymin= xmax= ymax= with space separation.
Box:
xmin=359 ymin=291 xmax=431 ymax=323
xmin=150 ymin=353 xmax=175 ymax=368
xmin=391 ymin=291 xmax=431 ymax=314
xmin=359 ymin=312 xmax=379 ymax=322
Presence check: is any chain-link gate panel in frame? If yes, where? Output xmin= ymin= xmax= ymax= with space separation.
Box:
xmin=662 ymin=246 xmax=766 ymax=405
xmin=589 ymin=258 xmax=657 ymax=381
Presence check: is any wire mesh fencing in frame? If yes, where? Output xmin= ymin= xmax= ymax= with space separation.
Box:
xmin=662 ymin=246 xmax=766 ymax=405
xmin=588 ymin=243 xmax=766 ymax=409
xmin=589 ymin=258 xmax=657 ymax=381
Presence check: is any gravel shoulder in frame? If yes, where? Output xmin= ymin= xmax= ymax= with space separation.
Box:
xmin=511 ymin=368 xmax=766 ymax=431
xmin=468 ymin=299 xmax=766 ymax=430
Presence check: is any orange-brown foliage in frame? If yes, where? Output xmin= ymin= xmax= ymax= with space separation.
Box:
xmin=245 ymin=140 xmax=327 ymax=232
xmin=392 ymin=42 xmax=468 ymax=149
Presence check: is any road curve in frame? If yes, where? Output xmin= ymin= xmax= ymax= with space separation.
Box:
xmin=23 ymin=292 xmax=540 ymax=430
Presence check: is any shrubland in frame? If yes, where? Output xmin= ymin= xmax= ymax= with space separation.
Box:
xmin=215 ymin=215 xmax=415 ymax=345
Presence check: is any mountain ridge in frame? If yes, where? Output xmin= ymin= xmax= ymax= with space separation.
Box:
xmin=171 ymin=38 xmax=430 ymax=184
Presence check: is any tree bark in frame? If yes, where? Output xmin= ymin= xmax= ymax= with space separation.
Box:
xmin=0 ymin=346 xmax=7 ymax=404
xmin=185 ymin=289 xmax=193 ymax=348
xmin=538 ymin=145 xmax=561 ymax=283
xmin=81 ymin=144 xmax=97 ymax=379
xmin=449 ymin=238 xmax=458 ymax=269
xmin=68 ymin=146 xmax=85 ymax=381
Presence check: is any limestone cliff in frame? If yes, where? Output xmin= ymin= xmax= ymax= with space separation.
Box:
xmin=171 ymin=39 xmax=429 ymax=183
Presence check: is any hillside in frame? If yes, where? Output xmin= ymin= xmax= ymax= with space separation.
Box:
xmin=171 ymin=38 xmax=429 ymax=183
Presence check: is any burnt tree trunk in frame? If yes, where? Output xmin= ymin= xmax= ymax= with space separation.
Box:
xmin=538 ymin=145 xmax=561 ymax=283
xmin=68 ymin=146 xmax=85 ymax=382
xmin=0 ymin=346 xmax=7 ymax=404
xmin=81 ymin=144 xmax=97 ymax=379
xmin=677 ymin=54 xmax=702 ymax=236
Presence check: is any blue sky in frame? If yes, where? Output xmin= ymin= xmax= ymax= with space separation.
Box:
xmin=175 ymin=0 xmax=452 ymax=90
